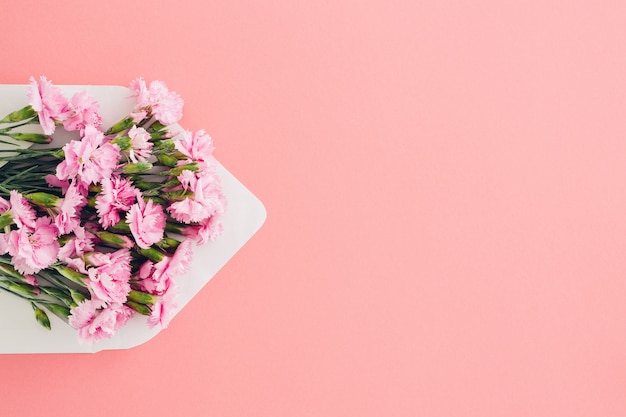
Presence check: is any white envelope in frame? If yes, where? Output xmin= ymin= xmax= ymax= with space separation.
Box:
xmin=0 ymin=84 xmax=266 ymax=353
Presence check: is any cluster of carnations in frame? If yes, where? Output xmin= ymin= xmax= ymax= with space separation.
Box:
xmin=0 ymin=76 xmax=225 ymax=344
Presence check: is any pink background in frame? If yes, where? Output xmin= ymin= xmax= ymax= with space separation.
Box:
xmin=2 ymin=1 xmax=626 ymax=415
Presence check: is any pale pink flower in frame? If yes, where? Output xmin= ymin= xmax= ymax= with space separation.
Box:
xmin=69 ymin=300 xmax=134 ymax=344
xmin=27 ymin=76 xmax=70 ymax=135
xmin=128 ymin=125 xmax=153 ymax=162
xmin=174 ymin=130 xmax=215 ymax=162
xmin=138 ymin=239 xmax=193 ymax=294
xmin=0 ymin=196 xmax=9 ymax=213
xmin=182 ymin=214 xmax=224 ymax=245
xmin=23 ymin=275 xmax=38 ymax=286
xmin=0 ymin=233 xmax=9 ymax=255
xmin=56 ymin=125 xmax=120 ymax=185
xmin=45 ymin=174 xmax=70 ymax=194
xmin=127 ymin=194 xmax=165 ymax=249
xmin=63 ymin=91 xmax=102 ymax=132
xmin=152 ymin=90 xmax=184 ymax=125
xmin=95 ymin=175 xmax=137 ymax=228
xmin=147 ymin=284 xmax=178 ymax=329
xmin=54 ymin=182 xmax=86 ymax=234
xmin=9 ymin=190 xmax=36 ymax=229
xmin=167 ymin=169 xmax=226 ymax=224
xmin=8 ymin=217 xmax=59 ymax=274
xmin=129 ymin=77 xmax=183 ymax=125
xmin=58 ymin=226 xmax=96 ymax=273
xmin=84 ymin=249 xmax=132 ymax=304
xmin=130 ymin=110 xmax=148 ymax=123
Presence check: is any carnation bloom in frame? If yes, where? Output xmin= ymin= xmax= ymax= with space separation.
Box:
xmin=85 ymin=249 xmax=132 ymax=304
xmin=95 ymin=175 xmax=137 ymax=228
xmin=7 ymin=217 xmax=59 ymax=274
xmin=56 ymin=125 xmax=120 ymax=185
xmin=127 ymin=193 xmax=166 ymax=249
xmin=54 ymin=182 xmax=86 ymax=234
xmin=181 ymin=214 xmax=224 ymax=245
xmin=69 ymin=300 xmax=134 ymax=344
xmin=147 ymin=284 xmax=178 ymax=329
xmin=26 ymin=76 xmax=70 ymax=135
xmin=167 ymin=169 xmax=226 ymax=224
xmin=139 ymin=239 xmax=193 ymax=294
xmin=0 ymin=196 xmax=10 ymax=213
xmin=174 ymin=130 xmax=215 ymax=162
xmin=57 ymin=226 xmax=96 ymax=273
xmin=127 ymin=125 xmax=153 ymax=162
xmin=45 ymin=174 xmax=70 ymax=194
xmin=129 ymin=77 xmax=183 ymax=125
xmin=9 ymin=190 xmax=36 ymax=229
xmin=63 ymin=91 xmax=102 ymax=132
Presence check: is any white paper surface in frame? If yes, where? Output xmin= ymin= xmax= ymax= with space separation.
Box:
xmin=0 ymin=85 xmax=266 ymax=353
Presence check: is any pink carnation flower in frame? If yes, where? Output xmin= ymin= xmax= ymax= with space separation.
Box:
xmin=54 ymin=182 xmax=86 ymax=235
xmin=127 ymin=194 xmax=165 ymax=249
xmin=182 ymin=214 xmax=224 ymax=245
xmin=147 ymin=284 xmax=178 ymax=329
xmin=95 ymin=175 xmax=137 ymax=228
xmin=63 ymin=91 xmax=103 ymax=132
xmin=85 ymin=249 xmax=132 ymax=304
xmin=9 ymin=190 xmax=36 ymax=229
xmin=167 ymin=169 xmax=226 ymax=224
xmin=128 ymin=125 xmax=153 ymax=163
xmin=56 ymin=125 xmax=120 ymax=185
xmin=129 ymin=77 xmax=184 ymax=125
xmin=174 ymin=130 xmax=215 ymax=162
xmin=7 ymin=217 xmax=59 ymax=274
xmin=69 ymin=300 xmax=134 ymax=344
xmin=0 ymin=196 xmax=9 ymax=213
xmin=27 ymin=76 xmax=70 ymax=135
xmin=58 ymin=226 xmax=96 ymax=274
xmin=0 ymin=233 xmax=9 ymax=255
xmin=138 ymin=239 xmax=193 ymax=294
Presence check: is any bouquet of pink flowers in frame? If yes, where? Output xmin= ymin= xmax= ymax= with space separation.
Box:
xmin=0 ymin=76 xmax=225 ymax=344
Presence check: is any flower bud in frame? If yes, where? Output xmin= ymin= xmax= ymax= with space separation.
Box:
xmin=122 ymin=162 xmax=153 ymax=174
xmin=43 ymin=302 xmax=71 ymax=320
xmin=7 ymin=132 xmax=52 ymax=144
xmin=32 ymin=303 xmax=51 ymax=330
xmin=156 ymin=154 xmax=178 ymax=168
xmin=0 ymin=211 xmax=13 ymax=229
xmin=128 ymin=290 xmax=157 ymax=305
xmin=167 ymin=162 xmax=199 ymax=176
xmin=111 ymin=136 xmax=131 ymax=151
xmin=26 ymin=192 xmax=60 ymax=208
xmin=0 ymin=105 xmax=37 ymax=123
xmin=105 ymin=117 xmax=135 ymax=135
xmin=53 ymin=265 xmax=87 ymax=287
xmin=126 ymin=301 xmax=152 ymax=316
xmin=138 ymin=247 xmax=166 ymax=262
xmin=96 ymin=231 xmax=134 ymax=249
